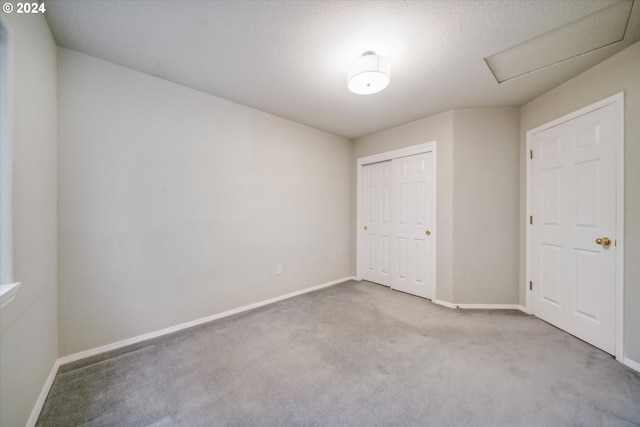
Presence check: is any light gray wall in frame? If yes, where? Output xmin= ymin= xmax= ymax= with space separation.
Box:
xmin=452 ymin=108 xmax=520 ymax=304
xmin=353 ymin=111 xmax=455 ymax=302
xmin=520 ymin=40 xmax=640 ymax=363
xmin=0 ymin=9 xmax=58 ymax=427
xmin=57 ymin=48 xmax=353 ymax=356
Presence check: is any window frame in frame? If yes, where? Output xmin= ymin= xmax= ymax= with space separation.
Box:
xmin=0 ymin=15 xmax=21 ymax=309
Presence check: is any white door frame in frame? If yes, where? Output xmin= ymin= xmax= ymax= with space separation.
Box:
xmin=525 ymin=92 xmax=624 ymax=360
xmin=356 ymin=141 xmax=437 ymax=295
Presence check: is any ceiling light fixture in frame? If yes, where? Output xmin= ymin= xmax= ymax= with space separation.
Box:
xmin=347 ymin=51 xmax=391 ymax=95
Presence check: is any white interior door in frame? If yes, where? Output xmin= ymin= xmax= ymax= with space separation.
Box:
xmin=362 ymin=161 xmax=391 ymax=285
xmin=389 ymin=152 xmax=435 ymax=299
xmin=531 ymin=102 xmax=617 ymax=354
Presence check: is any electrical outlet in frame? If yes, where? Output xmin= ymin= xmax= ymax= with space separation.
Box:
xmin=276 ymin=265 xmax=283 ymax=275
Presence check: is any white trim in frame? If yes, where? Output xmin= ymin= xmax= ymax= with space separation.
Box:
xmin=519 ymin=304 xmax=532 ymax=315
xmin=525 ymin=112 xmax=533 ymax=315
xmin=432 ymin=299 xmax=457 ymax=309
xmin=58 ymin=276 xmax=354 ymax=365
xmin=623 ymin=357 xmax=640 ymax=374
xmin=614 ymin=94 xmax=625 ymax=360
xmin=356 ymin=141 xmax=437 ymax=295
xmin=0 ymin=281 xmax=21 ymax=309
xmin=0 ymin=15 xmax=16 ymax=288
xmin=525 ymin=92 xmax=625 ymax=360
xmin=26 ymin=359 xmax=61 ymax=427
xmin=455 ymin=304 xmax=525 ymax=310
xmin=357 ymin=142 xmax=437 ymax=167
xmin=433 ymin=299 xmax=525 ymax=311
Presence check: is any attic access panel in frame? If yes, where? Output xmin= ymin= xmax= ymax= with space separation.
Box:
xmin=485 ymin=0 xmax=637 ymax=83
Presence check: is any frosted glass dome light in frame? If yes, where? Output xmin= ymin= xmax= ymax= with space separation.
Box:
xmin=348 ymin=51 xmax=391 ymax=95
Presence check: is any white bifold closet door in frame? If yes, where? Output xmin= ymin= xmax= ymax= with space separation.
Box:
xmin=390 ymin=153 xmax=435 ymax=299
xmin=362 ymin=152 xmax=435 ymax=299
xmin=362 ymin=161 xmax=392 ymax=286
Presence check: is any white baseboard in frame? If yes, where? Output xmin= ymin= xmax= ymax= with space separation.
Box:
xmin=0 ymin=282 xmax=22 ymax=309
xmin=433 ymin=299 xmax=524 ymax=311
xmin=58 ymin=276 xmax=355 ymax=365
xmin=518 ymin=305 xmax=530 ymax=314
xmin=26 ymin=359 xmax=61 ymax=427
xmin=623 ymin=357 xmax=640 ymax=373
xmin=432 ymin=299 xmax=457 ymax=309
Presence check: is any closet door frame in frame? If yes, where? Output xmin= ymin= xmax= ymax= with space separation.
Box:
xmin=356 ymin=141 xmax=437 ymax=292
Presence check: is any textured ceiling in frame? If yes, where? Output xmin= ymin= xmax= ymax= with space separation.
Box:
xmin=45 ymin=0 xmax=640 ymax=139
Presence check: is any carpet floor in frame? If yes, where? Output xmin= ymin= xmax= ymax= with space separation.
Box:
xmin=37 ymin=280 xmax=640 ymax=426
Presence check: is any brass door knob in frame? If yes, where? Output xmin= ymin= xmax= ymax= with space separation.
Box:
xmin=425 ymin=230 xmax=431 ymax=236
xmin=595 ymin=237 xmax=612 ymax=246
xmin=363 ymin=226 xmax=368 ymax=231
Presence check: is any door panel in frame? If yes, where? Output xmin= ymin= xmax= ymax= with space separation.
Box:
xmin=390 ymin=152 xmax=435 ymax=299
xmin=574 ymin=160 xmax=600 ymax=227
xmin=574 ymin=248 xmax=599 ymax=320
xmin=362 ymin=161 xmax=391 ymax=285
xmin=541 ymin=168 xmax=562 ymax=225
xmin=531 ymin=103 xmax=617 ymax=354
xmin=541 ymin=244 xmax=562 ymax=306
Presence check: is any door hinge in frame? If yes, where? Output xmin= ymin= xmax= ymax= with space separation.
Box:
xmin=529 ymin=281 xmax=533 ymax=291
xmin=529 ymin=215 xmax=533 ymax=225
xmin=529 ymin=150 xmax=533 ymax=159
